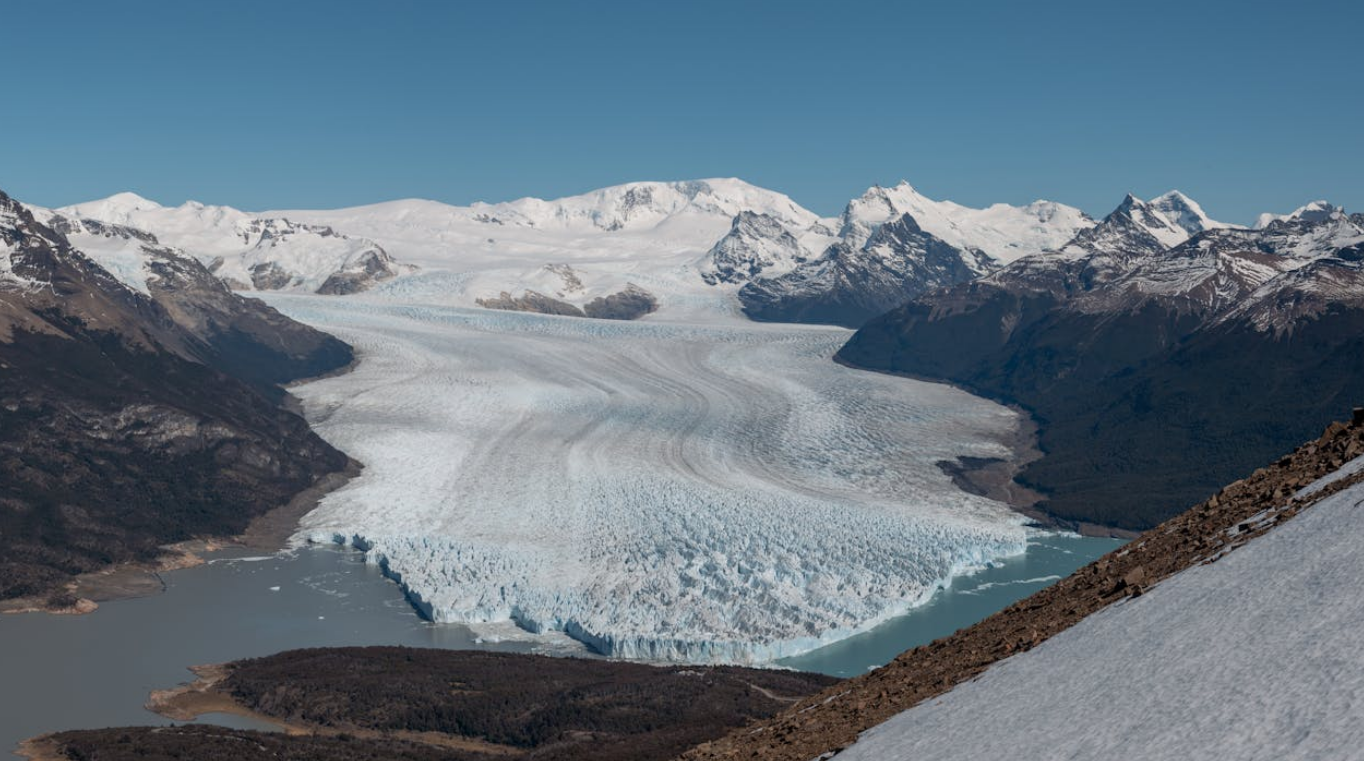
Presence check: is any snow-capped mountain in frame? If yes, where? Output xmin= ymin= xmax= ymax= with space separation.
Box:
xmin=464 ymin=177 xmax=820 ymax=234
xmin=1254 ymin=200 xmax=1343 ymax=229
xmin=734 ymin=183 xmax=1093 ymax=327
xmin=739 ymin=213 xmax=997 ymax=327
xmin=0 ymin=187 xmax=351 ymax=602
xmin=270 ymin=178 xmax=821 ymax=255
xmin=59 ymin=181 xmax=1346 ymax=334
xmin=1147 ymin=189 xmax=1234 ymax=238
xmin=61 ymin=180 xmax=1101 ymax=325
xmin=833 ymin=182 xmax=1094 ymax=263
xmin=266 ymin=178 xmax=829 ymax=312
xmin=838 ymin=194 xmax=1364 ymax=531
xmin=60 ymin=193 xmax=402 ymax=295
xmin=699 ymin=211 xmax=816 ymax=285
xmin=1062 ymin=191 xmax=1233 ymax=259
xmin=16 ymin=202 xmax=354 ymax=387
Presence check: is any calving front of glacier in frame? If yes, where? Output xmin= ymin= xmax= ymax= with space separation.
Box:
xmin=267 ymin=292 xmax=1031 ymax=664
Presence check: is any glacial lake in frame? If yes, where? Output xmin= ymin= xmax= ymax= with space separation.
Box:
xmin=0 ymin=533 xmax=1117 ymax=756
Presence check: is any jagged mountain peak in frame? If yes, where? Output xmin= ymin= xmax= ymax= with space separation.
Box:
xmin=1063 ymin=194 xmax=1184 ymax=256
xmin=1256 ymin=200 xmax=1346 ymax=229
xmin=838 ymin=182 xmax=1093 ymax=263
xmin=1067 ymin=190 xmax=1230 ymax=256
xmin=699 ymin=211 xmax=812 ymax=286
xmin=1148 ymin=190 xmax=1233 ymax=237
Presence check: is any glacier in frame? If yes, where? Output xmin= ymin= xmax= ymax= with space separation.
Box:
xmin=265 ymin=290 xmax=1032 ymax=664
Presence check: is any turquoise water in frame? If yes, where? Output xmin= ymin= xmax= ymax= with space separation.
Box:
xmin=781 ymin=532 xmax=1122 ymax=676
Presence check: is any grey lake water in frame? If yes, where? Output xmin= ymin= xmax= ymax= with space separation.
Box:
xmin=0 ymin=534 xmax=1118 ymax=757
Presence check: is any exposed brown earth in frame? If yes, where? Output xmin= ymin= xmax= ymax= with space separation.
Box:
xmin=679 ymin=409 xmax=1364 ymax=761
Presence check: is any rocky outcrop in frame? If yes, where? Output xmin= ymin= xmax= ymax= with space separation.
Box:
xmin=477 ymin=284 xmax=659 ymax=321
xmin=583 ymin=284 xmax=659 ymax=320
xmin=0 ymin=190 xmax=352 ymax=602
xmin=476 ymin=290 xmax=585 ymax=317
xmin=316 ymin=250 xmax=401 ymax=295
xmin=681 ymin=410 xmax=1364 ymax=761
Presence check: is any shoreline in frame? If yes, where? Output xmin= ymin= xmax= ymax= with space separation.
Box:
xmin=0 ymin=351 xmax=367 ymax=617
xmin=0 ymin=460 xmax=362 ymax=617
xmin=144 ymin=663 xmax=522 ymax=755
xmin=831 ymin=354 xmax=1138 ymax=540
xmin=146 ymin=663 xmax=294 ymax=731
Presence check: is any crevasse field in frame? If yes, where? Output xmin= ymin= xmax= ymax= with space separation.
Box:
xmin=264 ymin=288 xmax=1031 ymax=664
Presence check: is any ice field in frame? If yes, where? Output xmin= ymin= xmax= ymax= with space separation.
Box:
xmin=264 ymin=290 xmax=1031 ymax=664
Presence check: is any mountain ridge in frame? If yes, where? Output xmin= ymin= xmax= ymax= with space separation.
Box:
xmin=837 ymin=195 xmax=1364 ymax=529
xmin=0 ymin=188 xmax=353 ymax=603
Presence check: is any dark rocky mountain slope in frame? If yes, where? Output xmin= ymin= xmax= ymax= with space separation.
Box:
xmin=0 ymin=190 xmax=352 ymax=602
xmin=838 ymin=198 xmax=1364 ymax=529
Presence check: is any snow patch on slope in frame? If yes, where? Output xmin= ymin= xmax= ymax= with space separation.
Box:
xmin=24 ymin=206 xmax=161 ymax=294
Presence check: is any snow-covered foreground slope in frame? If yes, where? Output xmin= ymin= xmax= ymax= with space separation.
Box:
xmin=841 ymin=459 xmax=1364 ymax=760
xmin=264 ymin=292 xmax=1030 ymax=664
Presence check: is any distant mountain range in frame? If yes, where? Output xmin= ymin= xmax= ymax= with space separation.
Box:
xmin=10 ymin=177 xmax=1362 ymax=540
xmin=54 ymin=180 xmax=1268 ymax=329
xmin=47 ymin=179 xmax=1098 ymax=324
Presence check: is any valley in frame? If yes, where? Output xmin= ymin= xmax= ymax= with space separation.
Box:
xmin=262 ymin=290 xmax=1042 ymax=663
xmin=6 ymin=176 xmax=1362 ymax=759
xmin=9 ymin=7 xmax=1361 ymax=758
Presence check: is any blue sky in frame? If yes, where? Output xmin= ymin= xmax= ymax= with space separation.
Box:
xmin=5 ymin=0 xmax=1360 ymax=223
